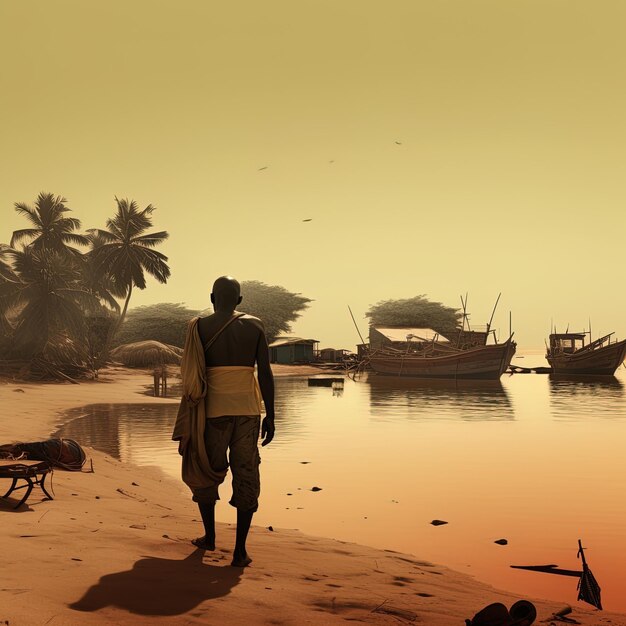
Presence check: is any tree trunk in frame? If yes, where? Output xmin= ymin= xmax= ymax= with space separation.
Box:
xmin=116 ymin=283 xmax=133 ymax=333
xmin=100 ymin=283 xmax=133 ymax=365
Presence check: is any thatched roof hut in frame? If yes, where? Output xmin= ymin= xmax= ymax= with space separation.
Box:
xmin=110 ymin=341 xmax=182 ymax=368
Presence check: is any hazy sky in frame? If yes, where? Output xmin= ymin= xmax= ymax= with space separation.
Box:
xmin=2 ymin=1 xmax=625 ymax=350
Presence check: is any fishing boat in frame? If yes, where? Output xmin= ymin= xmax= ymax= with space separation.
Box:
xmin=546 ymin=332 xmax=626 ymax=375
xmin=366 ymin=294 xmax=516 ymax=380
xmin=368 ymin=338 xmax=516 ymax=380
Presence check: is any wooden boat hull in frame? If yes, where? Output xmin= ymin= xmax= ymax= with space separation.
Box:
xmin=369 ymin=341 xmax=516 ymax=380
xmin=547 ymin=339 xmax=626 ymax=375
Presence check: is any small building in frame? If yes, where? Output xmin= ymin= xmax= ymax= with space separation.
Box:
xmin=318 ymin=347 xmax=351 ymax=363
xmin=369 ymin=326 xmax=449 ymax=351
xmin=269 ymin=337 xmax=319 ymax=364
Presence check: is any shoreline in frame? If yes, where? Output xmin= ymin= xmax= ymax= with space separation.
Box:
xmin=0 ymin=367 xmax=623 ymax=624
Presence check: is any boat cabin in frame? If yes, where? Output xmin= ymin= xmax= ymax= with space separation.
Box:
xmin=454 ymin=329 xmax=490 ymax=349
xmin=548 ymin=333 xmax=585 ymax=354
xmin=369 ymin=326 xmax=449 ymax=351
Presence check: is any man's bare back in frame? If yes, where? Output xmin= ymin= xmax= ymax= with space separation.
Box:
xmin=198 ymin=313 xmax=265 ymax=368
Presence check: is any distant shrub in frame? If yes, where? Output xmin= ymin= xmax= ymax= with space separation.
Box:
xmin=115 ymin=303 xmax=199 ymax=348
xmin=366 ymin=295 xmax=461 ymax=337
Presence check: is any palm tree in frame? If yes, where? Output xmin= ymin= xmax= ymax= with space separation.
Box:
xmin=0 ymin=244 xmax=21 ymax=341
xmin=8 ymin=247 xmax=98 ymax=357
xmin=10 ymin=192 xmax=89 ymax=255
xmin=88 ymin=197 xmax=170 ymax=333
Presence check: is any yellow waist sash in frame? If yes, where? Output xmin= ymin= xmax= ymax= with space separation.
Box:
xmin=205 ymin=366 xmax=262 ymax=418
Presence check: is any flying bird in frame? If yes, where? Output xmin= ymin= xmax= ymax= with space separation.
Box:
xmin=302 ymin=218 xmax=312 ymax=222
xmin=258 ymin=166 xmax=268 ymax=171
xmin=395 ymin=141 xmax=402 ymax=145
xmin=329 ymin=160 xmax=335 ymax=164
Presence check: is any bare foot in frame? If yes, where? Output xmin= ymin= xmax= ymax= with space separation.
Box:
xmin=191 ymin=536 xmax=215 ymax=551
xmin=231 ymin=551 xmax=252 ymax=567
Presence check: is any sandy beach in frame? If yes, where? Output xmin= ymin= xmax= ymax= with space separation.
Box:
xmin=1 ymin=368 xmax=623 ymax=625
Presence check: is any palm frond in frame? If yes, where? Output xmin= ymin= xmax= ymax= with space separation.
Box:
xmin=130 ymin=260 xmax=147 ymax=290
xmin=61 ymin=232 xmax=90 ymax=247
xmin=138 ymin=204 xmax=156 ymax=217
xmin=132 ymin=231 xmax=169 ymax=247
xmin=87 ymin=229 xmax=119 ymax=246
xmin=13 ymin=203 xmax=42 ymax=228
xmin=134 ymin=248 xmax=170 ymax=284
xmin=10 ymin=228 xmax=39 ymax=247
xmin=100 ymin=291 xmax=120 ymax=312
xmin=57 ymin=216 xmax=82 ymax=231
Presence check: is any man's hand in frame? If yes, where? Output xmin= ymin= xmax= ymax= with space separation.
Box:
xmin=261 ymin=416 xmax=275 ymax=447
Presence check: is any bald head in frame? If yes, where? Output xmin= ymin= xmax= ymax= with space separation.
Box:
xmin=211 ymin=276 xmax=242 ymax=312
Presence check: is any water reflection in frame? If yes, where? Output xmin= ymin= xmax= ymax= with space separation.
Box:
xmin=56 ymin=404 xmax=178 ymax=462
xmin=56 ymin=378 xmax=345 ymax=461
xmin=366 ymin=374 xmax=513 ymax=421
xmin=54 ymin=373 xmax=626 ymax=611
xmin=548 ymin=374 xmax=624 ymax=421
xmin=272 ymin=377 xmax=350 ymax=448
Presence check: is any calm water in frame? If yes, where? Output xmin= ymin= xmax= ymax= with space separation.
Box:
xmin=57 ymin=365 xmax=626 ymax=612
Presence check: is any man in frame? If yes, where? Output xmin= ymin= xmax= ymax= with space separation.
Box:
xmin=173 ymin=276 xmax=275 ymax=567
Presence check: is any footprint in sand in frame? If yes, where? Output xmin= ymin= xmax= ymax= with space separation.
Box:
xmin=394 ymin=576 xmax=414 ymax=583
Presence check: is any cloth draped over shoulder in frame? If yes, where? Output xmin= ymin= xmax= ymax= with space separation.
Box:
xmin=171 ymin=317 xmax=227 ymax=491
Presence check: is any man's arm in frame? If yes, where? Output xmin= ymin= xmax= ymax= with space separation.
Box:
xmin=256 ymin=329 xmax=275 ymax=446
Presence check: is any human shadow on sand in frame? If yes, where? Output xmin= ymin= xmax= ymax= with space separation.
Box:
xmin=69 ymin=550 xmax=242 ymax=616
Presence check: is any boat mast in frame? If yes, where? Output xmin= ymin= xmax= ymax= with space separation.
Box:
xmin=486 ymin=292 xmax=501 ymax=342
xmin=347 ymin=305 xmax=366 ymax=347
xmin=460 ymin=293 xmax=470 ymax=331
